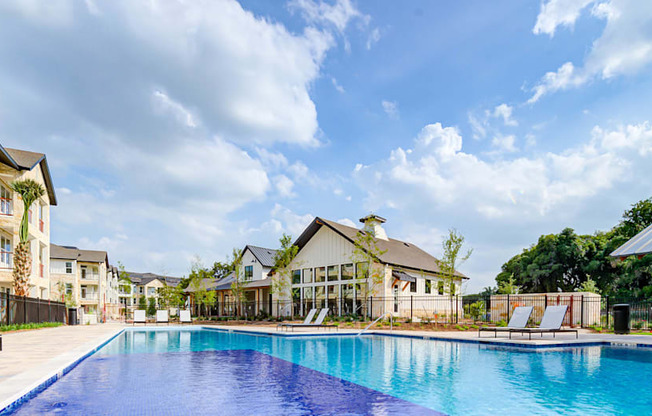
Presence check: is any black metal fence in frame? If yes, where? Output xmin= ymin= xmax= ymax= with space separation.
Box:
xmin=192 ymin=294 xmax=652 ymax=330
xmin=0 ymin=293 xmax=67 ymax=326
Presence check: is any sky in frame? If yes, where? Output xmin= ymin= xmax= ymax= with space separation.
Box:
xmin=1 ymin=0 xmax=652 ymax=292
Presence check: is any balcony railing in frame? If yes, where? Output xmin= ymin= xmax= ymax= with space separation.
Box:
xmin=0 ymin=198 xmax=12 ymax=216
xmin=80 ymin=294 xmax=99 ymax=301
xmin=81 ymin=273 xmax=100 ymax=281
xmin=0 ymin=251 xmax=12 ymax=269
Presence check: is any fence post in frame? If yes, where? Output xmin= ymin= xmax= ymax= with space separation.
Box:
xmin=606 ymin=296 xmax=610 ymax=328
xmin=370 ymin=296 xmax=373 ymax=320
xmin=37 ymin=297 xmax=41 ymax=324
xmin=506 ymin=294 xmax=510 ymax=322
xmin=456 ymin=295 xmax=459 ymax=324
xmin=581 ymin=295 xmax=584 ymax=328
xmin=23 ymin=296 xmax=27 ymax=324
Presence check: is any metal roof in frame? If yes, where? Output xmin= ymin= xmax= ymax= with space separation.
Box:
xmin=245 ymin=245 xmax=277 ymax=267
xmin=2 ymin=146 xmax=58 ymax=206
xmin=611 ymin=223 xmax=652 ymax=258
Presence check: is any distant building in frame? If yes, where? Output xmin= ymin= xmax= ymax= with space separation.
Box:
xmin=123 ymin=271 xmax=182 ymax=315
xmin=0 ymin=145 xmax=57 ymax=298
xmin=50 ymin=244 xmax=120 ymax=323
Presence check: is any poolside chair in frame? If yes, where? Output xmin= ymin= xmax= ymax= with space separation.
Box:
xmin=179 ymin=310 xmax=192 ymax=325
xmin=156 ymin=310 xmax=169 ymax=325
xmin=479 ymin=306 xmax=533 ymax=338
xmin=133 ymin=309 xmax=147 ymax=325
xmin=281 ymin=308 xmax=338 ymax=332
xmin=277 ymin=308 xmax=317 ymax=331
xmin=509 ymin=305 xmax=578 ymax=340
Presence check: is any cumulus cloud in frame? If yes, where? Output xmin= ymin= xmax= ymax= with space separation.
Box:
xmin=491 ymin=134 xmax=518 ymax=153
xmin=354 ymin=121 xmax=652 ymax=220
xmin=529 ymin=0 xmax=652 ymax=103
xmin=381 ymin=100 xmax=399 ymax=119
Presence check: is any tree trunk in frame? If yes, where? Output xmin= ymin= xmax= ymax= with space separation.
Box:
xmin=13 ymin=241 xmax=31 ymax=296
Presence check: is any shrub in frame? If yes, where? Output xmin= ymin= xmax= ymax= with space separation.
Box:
xmin=633 ymin=320 xmax=644 ymax=330
xmin=496 ymin=319 xmax=507 ymax=327
xmin=0 ymin=322 xmax=63 ymax=332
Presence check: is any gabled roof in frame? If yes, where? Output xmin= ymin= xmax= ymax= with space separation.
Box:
xmin=294 ymin=217 xmax=467 ymax=278
xmin=50 ymin=243 xmax=108 ymax=264
xmin=245 ymin=245 xmax=277 ymax=268
xmin=611 ymin=223 xmax=652 ymax=258
xmin=1 ymin=145 xmax=58 ymax=206
xmin=127 ymin=271 xmax=182 ymax=287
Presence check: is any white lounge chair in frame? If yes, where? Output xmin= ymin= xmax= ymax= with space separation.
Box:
xmin=479 ymin=306 xmax=533 ymax=338
xmin=509 ymin=305 xmax=578 ymax=339
xmin=281 ymin=308 xmax=337 ymax=332
xmin=277 ymin=308 xmax=317 ymax=331
xmin=156 ymin=310 xmax=169 ymax=325
xmin=133 ymin=309 xmax=146 ymax=325
xmin=179 ymin=310 xmax=192 ymax=324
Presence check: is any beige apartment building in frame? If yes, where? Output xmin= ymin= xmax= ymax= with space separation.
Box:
xmin=123 ymin=272 xmax=182 ymax=316
xmin=0 ymin=145 xmax=57 ymax=298
xmin=50 ymin=244 xmax=120 ymax=323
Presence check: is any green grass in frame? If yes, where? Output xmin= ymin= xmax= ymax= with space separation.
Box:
xmin=0 ymin=322 xmax=63 ymax=332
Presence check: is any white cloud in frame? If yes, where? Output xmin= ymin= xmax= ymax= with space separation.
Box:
xmin=267 ymin=204 xmax=315 ymax=238
xmin=468 ymin=112 xmax=487 ymax=140
xmin=336 ymin=218 xmax=357 ymax=228
xmin=532 ymin=0 xmax=595 ymax=36
xmin=381 ymin=100 xmax=399 ymax=119
xmin=274 ymin=174 xmax=296 ymax=198
xmin=152 ymin=90 xmax=198 ymax=128
xmin=354 ymin=121 xmax=652 ymax=220
xmin=331 ymin=77 xmax=345 ymax=93
xmin=529 ymin=1 xmax=652 ymax=102
xmin=492 ymin=104 xmax=517 ymax=126
xmin=366 ymin=27 xmax=381 ymax=49
xmin=491 ymin=134 xmax=518 ymax=153
xmin=289 ymin=0 xmax=365 ymax=35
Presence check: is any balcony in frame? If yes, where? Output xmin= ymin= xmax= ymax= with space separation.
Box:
xmin=80 ymin=294 xmax=99 ymax=303
xmin=81 ymin=273 xmax=100 ymax=282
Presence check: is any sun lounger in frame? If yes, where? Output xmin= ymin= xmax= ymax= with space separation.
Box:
xmin=277 ymin=308 xmax=317 ymax=330
xmin=281 ymin=308 xmax=338 ymax=332
xmin=509 ymin=305 xmax=578 ymax=340
xmin=156 ymin=310 xmax=169 ymax=325
xmin=133 ymin=309 xmax=147 ymax=325
xmin=479 ymin=306 xmax=533 ymax=338
xmin=179 ymin=310 xmax=192 ymax=324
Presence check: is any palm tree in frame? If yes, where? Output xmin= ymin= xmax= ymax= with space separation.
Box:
xmin=10 ymin=179 xmax=45 ymax=296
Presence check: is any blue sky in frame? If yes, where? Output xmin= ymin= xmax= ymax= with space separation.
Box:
xmin=1 ymin=0 xmax=652 ymax=291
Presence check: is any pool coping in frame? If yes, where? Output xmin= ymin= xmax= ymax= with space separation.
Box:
xmin=1 ymin=325 xmax=651 ymax=414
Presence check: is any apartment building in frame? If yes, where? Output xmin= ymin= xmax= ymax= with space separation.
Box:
xmin=50 ymin=244 xmax=120 ymax=324
xmin=0 ymin=145 xmax=57 ymax=298
xmin=123 ymin=272 xmax=182 ymax=315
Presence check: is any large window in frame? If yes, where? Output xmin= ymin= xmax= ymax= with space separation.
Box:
xmin=315 ymin=286 xmax=326 ymax=308
xmin=327 ymin=265 xmax=338 ymax=282
xmin=302 ymin=268 xmax=313 ymax=284
xmin=410 ymin=281 xmax=417 ymax=293
xmin=244 ymin=265 xmax=253 ymax=281
xmin=0 ymin=185 xmax=11 ymax=215
xmin=341 ymin=264 xmax=353 ymax=280
xmin=292 ymin=269 xmax=301 ymax=284
xmin=425 ymin=279 xmax=432 ymax=294
xmin=0 ymin=235 xmax=11 ymax=267
xmin=315 ymin=267 xmax=325 ymax=283
xmin=65 ymin=283 xmax=73 ymax=295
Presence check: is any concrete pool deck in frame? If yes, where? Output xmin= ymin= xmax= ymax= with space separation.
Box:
xmin=1 ymin=323 xmax=652 ymax=411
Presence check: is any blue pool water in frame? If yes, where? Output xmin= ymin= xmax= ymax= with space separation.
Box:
xmin=5 ymin=328 xmax=652 ymax=415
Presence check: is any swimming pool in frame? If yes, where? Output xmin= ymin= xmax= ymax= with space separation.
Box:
xmin=4 ymin=327 xmax=652 ymax=415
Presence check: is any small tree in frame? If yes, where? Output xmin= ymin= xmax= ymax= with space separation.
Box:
xmin=440 ymin=228 xmax=472 ymax=323
xmin=117 ymin=262 xmax=132 ymax=316
xmin=350 ymin=218 xmax=387 ymax=318
xmin=10 ymin=179 xmax=45 ymax=296
xmin=188 ymin=257 xmax=216 ymax=316
xmin=138 ymin=296 xmax=147 ymax=310
xmin=230 ymin=248 xmax=247 ymax=316
xmin=147 ymin=297 xmax=157 ymax=316
xmin=271 ymin=234 xmax=299 ymax=300
xmin=498 ymin=276 xmax=520 ymax=295
xmin=577 ymin=277 xmax=600 ymax=294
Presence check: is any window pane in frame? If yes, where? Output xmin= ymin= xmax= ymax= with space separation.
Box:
xmin=438 ymin=281 xmax=444 ymax=295
xmin=425 ymin=279 xmax=431 ymax=294
xmin=341 ymin=264 xmax=353 ymax=280
xmin=327 ymin=265 xmax=338 ymax=281
xmin=302 ymin=268 xmax=313 ymax=284
xmin=410 ymin=281 xmax=417 ymax=293
xmin=292 ymin=270 xmax=301 ymax=284
xmin=315 ymin=267 xmax=325 ymax=283
xmin=355 ymin=262 xmax=368 ymax=280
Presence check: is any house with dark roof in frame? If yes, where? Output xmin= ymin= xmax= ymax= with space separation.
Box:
xmin=124 ymin=271 xmax=182 ymax=314
xmin=271 ymin=215 xmax=467 ymax=319
xmin=50 ymin=244 xmax=120 ymax=323
xmin=0 ymin=144 xmax=57 ymax=298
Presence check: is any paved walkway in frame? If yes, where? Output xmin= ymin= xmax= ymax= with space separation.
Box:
xmin=0 ymin=324 xmax=125 ymax=408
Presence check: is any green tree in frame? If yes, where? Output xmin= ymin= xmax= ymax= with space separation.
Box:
xmin=188 ymin=258 xmax=216 ymax=316
xmin=271 ymin=234 xmax=299 ymax=300
xmin=497 ymin=276 xmax=520 ymax=295
xmin=576 ymin=277 xmax=600 ymax=294
xmin=229 ymin=248 xmax=246 ymax=316
xmin=138 ymin=295 xmax=146 ymax=310
xmin=439 ymin=228 xmax=472 ymax=322
xmin=210 ymin=261 xmax=233 ymax=280
xmin=147 ymin=297 xmax=157 ymax=316
xmin=350 ymin=218 xmax=387 ymax=316
xmin=9 ymin=179 xmax=45 ymax=296
xmin=116 ymin=261 xmax=132 ymax=316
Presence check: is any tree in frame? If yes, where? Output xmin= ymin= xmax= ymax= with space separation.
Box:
xmin=271 ymin=234 xmax=299 ymax=300
xmin=117 ymin=261 xmax=132 ymax=316
xmin=55 ymin=280 xmax=77 ymax=308
xmin=497 ymin=276 xmax=520 ymax=295
xmin=210 ymin=261 xmax=233 ymax=280
xmin=229 ymin=248 xmax=246 ymax=316
xmin=138 ymin=295 xmax=147 ymax=310
xmin=439 ymin=228 xmax=472 ymax=322
xmin=147 ymin=297 xmax=157 ymax=316
xmin=576 ymin=277 xmax=600 ymax=294
xmin=188 ymin=257 xmax=216 ymax=316
xmin=350 ymin=218 xmax=387 ymax=316
xmin=10 ymin=179 xmax=45 ymax=296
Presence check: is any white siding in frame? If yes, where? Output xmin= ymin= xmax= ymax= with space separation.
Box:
xmin=292 ymin=226 xmax=356 ymax=269
xmin=50 ymin=259 xmax=75 ymax=275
